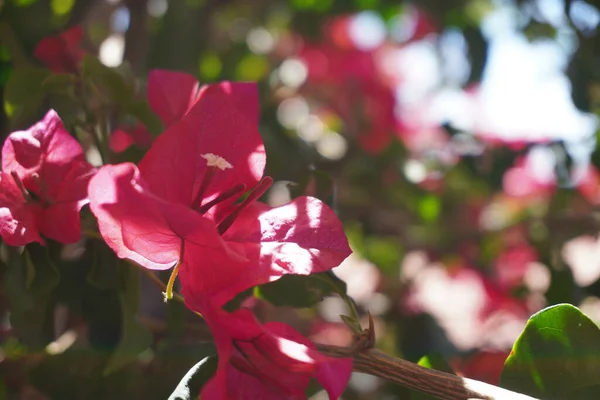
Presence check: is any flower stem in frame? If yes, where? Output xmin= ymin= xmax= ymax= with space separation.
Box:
xmin=128 ymin=260 xmax=186 ymax=305
xmin=164 ymin=260 xmax=180 ymax=302
xmin=316 ymin=344 xmax=537 ymax=400
xmin=315 ymin=272 xmax=363 ymax=332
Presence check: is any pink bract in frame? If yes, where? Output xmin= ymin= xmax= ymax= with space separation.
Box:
xmin=0 ymin=110 xmax=95 ymax=245
xmin=88 ymin=76 xmax=352 ymax=308
xmin=199 ymin=307 xmax=352 ymax=400
xmin=34 ymin=26 xmax=85 ymax=73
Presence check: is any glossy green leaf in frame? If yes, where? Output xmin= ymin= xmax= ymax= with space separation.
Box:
xmin=103 ymin=264 xmax=152 ymax=375
xmin=499 ymin=304 xmax=600 ymax=399
xmin=256 ymin=271 xmax=347 ymax=308
xmin=168 ymin=356 xmax=218 ymax=400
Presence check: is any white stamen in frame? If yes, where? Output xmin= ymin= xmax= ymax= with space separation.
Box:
xmin=202 ymin=153 xmax=233 ymax=170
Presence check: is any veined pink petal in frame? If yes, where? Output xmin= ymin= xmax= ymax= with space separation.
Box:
xmin=88 ymin=162 xmax=239 ymax=271
xmin=139 ymin=82 xmax=265 ymax=207
xmin=2 ymin=110 xmax=86 ymax=199
xmin=195 ymin=81 xmax=261 ymax=126
xmin=147 ymin=69 xmax=200 ymax=127
xmin=315 ymin=356 xmax=354 ymax=399
xmin=88 ymin=163 xmax=181 ymax=269
xmin=181 ymin=196 xmax=351 ymax=308
xmin=224 ymin=196 xmax=352 ymax=275
xmin=0 ymin=172 xmax=44 ymax=246
xmin=198 ymin=309 xmax=351 ymax=399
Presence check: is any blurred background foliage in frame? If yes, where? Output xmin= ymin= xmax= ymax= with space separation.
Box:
xmin=0 ymin=0 xmax=600 ymax=398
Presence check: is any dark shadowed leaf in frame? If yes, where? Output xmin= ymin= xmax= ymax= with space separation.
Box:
xmin=86 ymin=239 xmax=125 ymax=290
xmin=41 ymin=73 xmax=77 ymax=93
xmin=103 ymin=263 xmax=152 ymax=375
xmin=499 ymin=304 xmax=600 ymax=400
xmin=23 ymin=242 xmax=60 ymax=295
xmin=256 ymin=271 xmax=347 ymax=308
xmin=289 ymin=169 xmax=335 ymax=208
xmin=126 ymin=100 xmax=163 ymax=135
xmin=2 ymin=245 xmax=57 ymax=350
xmin=81 ymin=55 xmax=131 ymax=105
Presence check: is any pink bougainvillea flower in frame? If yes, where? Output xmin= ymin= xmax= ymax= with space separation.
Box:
xmin=576 ymin=164 xmax=600 ymax=204
xmin=34 ymin=26 xmax=85 ymax=73
xmin=88 ymin=80 xmax=351 ymax=308
xmin=147 ymin=69 xmax=259 ymax=128
xmin=197 ymin=307 xmax=352 ymax=400
xmin=0 ymin=110 xmax=95 ymax=245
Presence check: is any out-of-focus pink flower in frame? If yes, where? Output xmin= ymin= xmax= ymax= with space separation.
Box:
xmin=295 ymin=17 xmax=398 ymax=154
xmin=402 ymin=253 xmax=529 ymax=350
xmin=494 ymin=244 xmax=538 ymax=289
xmin=34 ymin=26 xmax=85 ymax=73
xmin=577 ymin=165 xmax=600 ymax=204
xmin=563 ymin=235 xmax=600 ymax=286
xmin=502 ymin=154 xmax=555 ymax=199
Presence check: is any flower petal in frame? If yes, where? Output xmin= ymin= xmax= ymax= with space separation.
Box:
xmin=315 ymin=356 xmax=354 ymax=399
xmin=224 ymin=195 xmax=352 ymax=275
xmin=88 ymin=163 xmax=181 ymax=269
xmin=34 ymin=26 xmax=83 ymax=73
xmin=2 ymin=110 xmax=86 ymax=199
xmin=198 ymin=308 xmax=349 ymax=399
xmin=0 ymin=172 xmax=44 ymax=246
xmin=147 ymin=69 xmax=200 ymax=127
xmin=138 ymin=82 xmax=265 ymax=207
xmin=201 ymin=81 xmax=261 ymax=126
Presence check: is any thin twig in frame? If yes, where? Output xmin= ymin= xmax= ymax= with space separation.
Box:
xmin=128 ymin=260 xmax=187 ymax=305
xmin=316 ymin=344 xmax=537 ymax=400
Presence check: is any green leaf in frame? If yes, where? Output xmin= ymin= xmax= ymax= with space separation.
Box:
xmin=168 ymin=356 xmax=218 ymax=400
xmin=86 ymin=240 xmax=125 ymax=290
xmin=103 ymin=264 xmax=152 ymax=375
xmin=411 ymin=354 xmax=456 ymax=400
xmin=499 ymin=304 xmax=600 ymax=399
xmin=81 ymin=55 xmax=131 ymax=105
xmin=3 ymin=67 xmax=49 ymax=120
xmin=41 ymin=73 xmax=78 ymax=93
xmin=340 ymin=314 xmax=362 ymax=335
xmin=289 ymin=169 xmax=335 ymax=208
xmin=126 ymin=100 xmax=163 ymax=135
xmin=256 ymin=271 xmax=346 ymax=308
xmin=417 ymin=353 xmax=455 ymax=374
xmin=23 ymin=243 xmax=60 ymax=295
xmin=418 ymin=195 xmax=441 ymax=223
xmin=2 ymin=245 xmax=56 ymax=350
xmin=364 ymin=236 xmax=403 ymax=275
